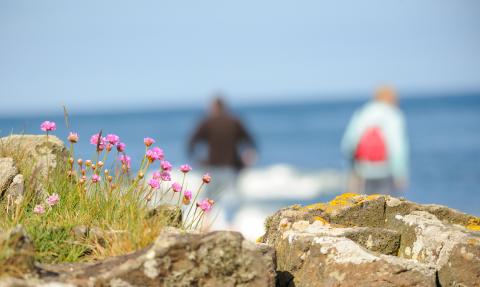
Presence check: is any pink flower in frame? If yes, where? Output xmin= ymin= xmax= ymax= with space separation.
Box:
xmin=146 ymin=147 xmax=164 ymax=162
xmin=148 ymin=178 xmax=160 ymax=189
xmin=116 ymin=142 xmax=126 ymax=152
xmin=160 ymin=171 xmax=171 ymax=181
xmin=106 ymin=134 xmax=120 ymax=145
xmin=160 ymin=160 xmax=172 ymax=171
xmin=34 ymin=204 xmax=45 ymax=214
xmin=183 ymin=190 xmax=192 ymax=205
xmin=202 ymin=173 xmax=212 ymax=184
xmin=67 ymin=132 xmax=79 ymax=143
xmin=90 ymin=133 xmax=106 ymax=151
xmin=196 ymin=198 xmax=214 ymax=212
xmin=40 ymin=121 xmax=56 ymax=132
xmin=152 ymin=171 xmax=161 ymax=179
xmin=171 ymin=182 xmax=182 ymax=192
xmin=46 ymin=193 xmax=60 ymax=206
xmin=92 ymin=174 xmax=101 ymax=183
xmin=143 ymin=137 xmax=155 ymax=147
xmin=180 ymin=164 xmax=192 ymax=173
xmin=119 ymin=155 xmax=131 ymax=169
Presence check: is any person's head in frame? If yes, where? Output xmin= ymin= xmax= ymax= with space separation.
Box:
xmin=374 ymin=86 xmax=398 ymax=106
xmin=209 ymin=94 xmax=227 ymax=116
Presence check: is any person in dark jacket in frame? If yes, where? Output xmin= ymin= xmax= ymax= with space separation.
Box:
xmin=188 ymin=96 xmax=256 ymax=227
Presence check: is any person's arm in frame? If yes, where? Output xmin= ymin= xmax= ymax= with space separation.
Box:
xmin=388 ymin=112 xmax=409 ymax=188
xmin=188 ymin=120 xmax=208 ymax=158
xmin=236 ymin=119 xmax=257 ymax=166
xmin=341 ymin=110 xmax=360 ymax=161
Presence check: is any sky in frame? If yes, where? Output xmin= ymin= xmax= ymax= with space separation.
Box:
xmin=1 ymin=0 xmax=479 ymax=116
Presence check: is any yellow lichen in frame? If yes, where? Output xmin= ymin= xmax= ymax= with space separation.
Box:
xmin=255 ymin=236 xmax=263 ymax=243
xmin=303 ymin=202 xmax=327 ymax=211
xmin=466 ymin=217 xmax=480 ymax=232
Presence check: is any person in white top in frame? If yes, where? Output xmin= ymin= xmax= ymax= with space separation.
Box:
xmin=341 ymin=86 xmax=409 ymax=195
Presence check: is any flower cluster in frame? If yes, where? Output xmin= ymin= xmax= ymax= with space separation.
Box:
xmin=39 ymin=120 xmax=215 ymax=229
xmin=34 ymin=193 xmax=60 ymax=215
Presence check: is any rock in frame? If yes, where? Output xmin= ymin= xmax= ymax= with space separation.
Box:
xmin=261 ymin=193 xmax=480 ymax=286
xmin=2 ymin=229 xmax=276 ymax=287
xmin=148 ymin=204 xmax=183 ymax=228
xmin=0 ymin=226 xmax=36 ymax=277
xmin=5 ymin=174 xmax=24 ymax=201
xmin=0 ymin=135 xmax=67 ymax=178
xmin=276 ymin=230 xmax=436 ymax=286
xmin=0 ymin=158 xmax=18 ymax=197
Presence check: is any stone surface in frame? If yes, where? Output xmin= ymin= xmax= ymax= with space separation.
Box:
xmin=1 ymin=228 xmax=276 ymax=287
xmin=261 ymin=193 xmax=480 ymax=287
xmin=0 ymin=226 xmax=36 ymax=276
xmin=148 ymin=204 xmax=183 ymax=228
xmin=0 ymin=158 xmax=18 ymax=197
xmin=0 ymin=135 xmax=67 ymax=178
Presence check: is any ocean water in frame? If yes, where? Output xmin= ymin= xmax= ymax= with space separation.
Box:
xmin=1 ymin=94 xmax=479 ymax=219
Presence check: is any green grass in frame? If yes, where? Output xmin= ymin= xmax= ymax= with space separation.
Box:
xmin=0 ymin=139 xmax=168 ymax=266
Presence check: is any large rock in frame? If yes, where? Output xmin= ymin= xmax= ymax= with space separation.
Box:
xmin=0 ymin=158 xmax=18 ymax=197
xmin=0 ymin=135 xmax=67 ymax=178
xmin=0 ymin=226 xmax=36 ymax=277
xmin=261 ymin=193 xmax=480 ymax=287
xmin=1 ymin=228 xmax=276 ymax=287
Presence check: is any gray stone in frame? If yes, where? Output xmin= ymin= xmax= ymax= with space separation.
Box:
xmin=0 ymin=135 xmax=67 ymax=178
xmin=261 ymin=193 xmax=480 ymax=286
xmin=1 ymin=229 xmax=276 ymax=287
xmin=0 ymin=158 xmax=18 ymax=197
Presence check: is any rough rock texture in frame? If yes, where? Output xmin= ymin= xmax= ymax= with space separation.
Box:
xmin=0 ymin=158 xmax=18 ymax=197
xmin=261 ymin=193 xmax=480 ymax=287
xmin=0 ymin=226 xmax=36 ymax=276
xmin=148 ymin=204 xmax=183 ymax=228
xmin=0 ymin=135 xmax=67 ymax=178
xmin=1 ymin=228 xmax=276 ymax=287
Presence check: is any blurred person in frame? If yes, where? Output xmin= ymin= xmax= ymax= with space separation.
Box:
xmin=341 ymin=86 xmax=409 ymax=195
xmin=188 ymin=95 xmax=256 ymax=228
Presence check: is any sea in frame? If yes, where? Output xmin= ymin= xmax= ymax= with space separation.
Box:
xmin=1 ymin=94 xmax=479 ymax=238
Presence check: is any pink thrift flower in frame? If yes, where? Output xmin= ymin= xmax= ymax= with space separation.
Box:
xmin=152 ymin=171 xmax=161 ymax=180
xmin=180 ymin=164 xmax=192 ymax=173
xmin=160 ymin=160 xmax=172 ymax=171
xmin=202 ymin=173 xmax=212 ymax=184
xmin=148 ymin=178 xmax=160 ymax=189
xmin=116 ymin=142 xmax=126 ymax=152
xmin=90 ymin=133 xmax=106 ymax=151
xmin=119 ymin=155 xmax=131 ymax=169
xmin=92 ymin=174 xmax=101 ymax=183
xmin=197 ymin=199 xmax=214 ymax=212
xmin=146 ymin=147 xmax=164 ymax=162
xmin=143 ymin=137 xmax=155 ymax=147
xmin=46 ymin=193 xmax=60 ymax=206
xmin=106 ymin=134 xmax=120 ymax=145
xmin=67 ymin=132 xmax=79 ymax=143
xmin=40 ymin=121 xmax=56 ymax=132
xmin=171 ymin=182 xmax=182 ymax=193
xmin=160 ymin=171 xmax=171 ymax=181
xmin=183 ymin=190 xmax=192 ymax=205
xmin=34 ymin=204 xmax=45 ymax=214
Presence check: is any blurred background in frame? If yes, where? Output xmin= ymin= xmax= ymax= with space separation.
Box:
xmin=1 ymin=1 xmax=479 ymax=239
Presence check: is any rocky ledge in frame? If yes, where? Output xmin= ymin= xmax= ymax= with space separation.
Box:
xmin=260 ymin=193 xmax=480 ymax=286
xmin=0 ymin=227 xmax=276 ymax=287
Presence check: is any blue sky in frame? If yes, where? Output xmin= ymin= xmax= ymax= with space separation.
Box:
xmin=1 ymin=0 xmax=479 ymax=115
